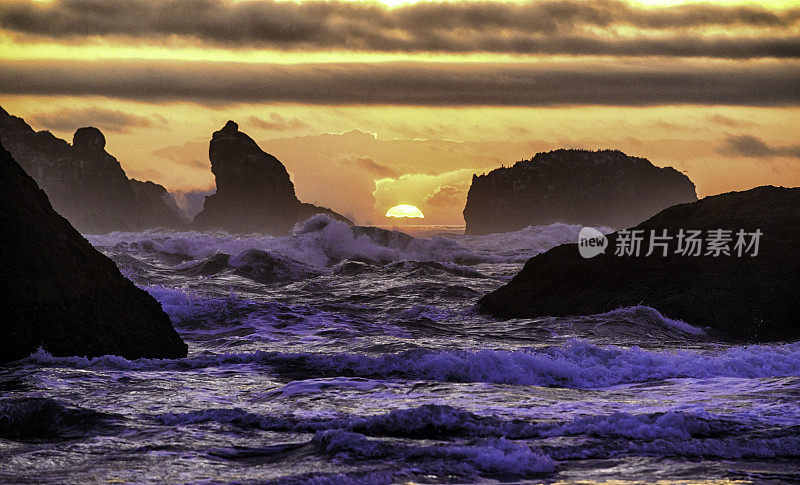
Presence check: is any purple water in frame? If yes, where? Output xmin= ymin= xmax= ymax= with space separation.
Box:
xmin=1 ymin=217 xmax=799 ymax=483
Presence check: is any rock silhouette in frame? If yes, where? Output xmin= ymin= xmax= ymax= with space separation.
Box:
xmin=463 ymin=149 xmax=697 ymax=235
xmin=0 ymin=140 xmax=187 ymax=362
xmin=478 ymin=186 xmax=800 ymax=342
xmin=0 ymin=107 xmax=186 ymax=233
xmin=193 ymin=121 xmax=351 ymax=234
xmin=130 ymin=179 xmax=189 ymax=228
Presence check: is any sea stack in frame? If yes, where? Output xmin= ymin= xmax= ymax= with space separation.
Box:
xmin=0 ymin=140 xmax=187 ymax=362
xmin=478 ymin=186 xmax=800 ymax=342
xmin=193 ymin=121 xmax=351 ymax=234
xmin=0 ymin=107 xmax=186 ymax=233
xmin=463 ymin=149 xmax=697 ymax=235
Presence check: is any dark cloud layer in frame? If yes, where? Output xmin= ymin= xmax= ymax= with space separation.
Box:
xmin=719 ymin=134 xmax=800 ymax=159
xmin=1 ymin=0 xmax=798 ymax=58
xmin=29 ymin=107 xmax=154 ymax=133
xmin=1 ymin=59 xmax=798 ymax=107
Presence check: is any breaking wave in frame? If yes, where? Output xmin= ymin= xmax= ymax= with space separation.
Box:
xmin=87 ymin=214 xmax=589 ymax=269
xmin=157 ymin=403 xmax=800 ymax=463
xmin=20 ymin=340 xmax=800 ymax=388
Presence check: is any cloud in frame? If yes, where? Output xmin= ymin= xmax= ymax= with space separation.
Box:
xmin=424 ymin=184 xmax=467 ymax=209
xmin=247 ymin=113 xmax=307 ymax=131
xmin=1 ymin=59 xmax=798 ymax=107
xmin=706 ymin=114 xmax=756 ymax=129
xmin=1 ymin=0 xmax=799 ymax=58
xmin=718 ymin=134 xmax=800 ymax=159
xmin=151 ymin=140 xmax=211 ymax=169
xmin=337 ymin=154 xmax=398 ymax=178
xmin=28 ymin=107 xmax=153 ymax=133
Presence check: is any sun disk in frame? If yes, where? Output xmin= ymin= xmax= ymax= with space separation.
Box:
xmin=386 ymin=204 xmax=424 ymax=218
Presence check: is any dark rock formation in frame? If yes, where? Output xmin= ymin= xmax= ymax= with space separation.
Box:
xmin=193 ymin=121 xmax=351 ymax=234
xmin=463 ymin=149 xmax=697 ymax=235
xmin=478 ymin=186 xmax=800 ymax=342
xmin=130 ymin=179 xmax=189 ymax=227
xmin=0 ymin=107 xmax=186 ymax=233
xmin=177 ymin=250 xmax=326 ymax=284
xmin=0 ymin=140 xmax=188 ymax=362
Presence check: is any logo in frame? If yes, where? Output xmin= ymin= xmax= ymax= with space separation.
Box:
xmin=578 ymin=226 xmax=608 ymax=258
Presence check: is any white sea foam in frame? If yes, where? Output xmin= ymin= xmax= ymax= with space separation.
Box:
xmin=455 ymin=223 xmax=611 ymax=262
xmin=86 ymin=215 xmax=594 ymax=268
xmin=142 ymin=285 xmax=234 ymax=324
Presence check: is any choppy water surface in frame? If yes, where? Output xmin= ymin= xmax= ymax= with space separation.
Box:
xmin=2 ymin=216 xmax=799 ymax=483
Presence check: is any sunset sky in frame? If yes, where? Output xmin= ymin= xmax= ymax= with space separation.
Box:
xmin=1 ymin=0 xmax=798 ymax=225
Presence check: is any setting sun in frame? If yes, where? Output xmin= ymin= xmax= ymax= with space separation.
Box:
xmin=385 ymin=204 xmax=424 ymax=218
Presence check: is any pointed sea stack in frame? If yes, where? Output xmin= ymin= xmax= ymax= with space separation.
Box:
xmin=193 ymin=121 xmax=351 ymax=234
xmin=478 ymin=186 xmax=800 ymax=342
xmin=463 ymin=149 xmax=697 ymax=234
xmin=0 ymin=140 xmax=187 ymax=362
xmin=0 ymin=107 xmax=186 ymax=233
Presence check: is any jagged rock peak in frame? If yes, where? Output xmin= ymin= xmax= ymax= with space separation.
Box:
xmin=0 ymin=108 xmax=187 ymax=233
xmin=192 ymin=121 xmax=352 ymax=234
xmin=72 ymin=127 xmax=106 ymax=154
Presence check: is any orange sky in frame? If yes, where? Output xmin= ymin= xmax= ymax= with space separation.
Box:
xmin=1 ymin=0 xmax=799 ymax=224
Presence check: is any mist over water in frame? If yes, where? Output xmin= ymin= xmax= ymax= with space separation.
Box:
xmin=2 ymin=217 xmax=799 ymax=483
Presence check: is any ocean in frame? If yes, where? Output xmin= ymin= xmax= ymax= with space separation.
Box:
xmin=1 ymin=216 xmax=799 ymax=483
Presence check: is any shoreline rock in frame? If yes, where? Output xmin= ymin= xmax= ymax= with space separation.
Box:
xmin=0 ymin=140 xmax=187 ymax=362
xmin=478 ymin=185 xmax=800 ymax=342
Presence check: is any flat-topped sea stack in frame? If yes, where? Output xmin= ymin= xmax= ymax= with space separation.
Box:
xmin=463 ymin=149 xmax=697 ymax=235
xmin=0 ymin=107 xmax=186 ymax=233
xmin=193 ymin=121 xmax=351 ymax=235
xmin=478 ymin=186 xmax=800 ymax=342
xmin=0 ymin=141 xmax=187 ymax=362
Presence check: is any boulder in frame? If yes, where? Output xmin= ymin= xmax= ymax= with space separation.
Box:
xmin=478 ymin=186 xmax=800 ymax=342
xmin=0 ymin=140 xmax=188 ymax=362
xmin=463 ymin=149 xmax=697 ymax=235
xmin=193 ymin=121 xmax=351 ymax=234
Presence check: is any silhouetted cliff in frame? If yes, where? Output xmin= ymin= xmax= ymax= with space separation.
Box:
xmin=130 ymin=179 xmax=189 ymax=227
xmin=0 ymin=107 xmax=186 ymax=233
xmin=463 ymin=149 xmax=697 ymax=234
xmin=478 ymin=186 xmax=800 ymax=342
xmin=0 ymin=140 xmax=187 ymax=362
xmin=193 ymin=121 xmax=351 ymax=234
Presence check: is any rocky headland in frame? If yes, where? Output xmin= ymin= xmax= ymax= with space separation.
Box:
xmin=193 ymin=121 xmax=351 ymax=235
xmin=0 ymin=107 xmax=186 ymax=233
